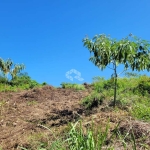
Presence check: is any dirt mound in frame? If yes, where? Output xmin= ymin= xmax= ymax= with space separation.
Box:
xmin=119 ymin=120 xmax=150 ymax=138
xmin=20 ymin=85 xmax=55 ymax=101
xmin=118 ymin=120 xmax=150 ymax=146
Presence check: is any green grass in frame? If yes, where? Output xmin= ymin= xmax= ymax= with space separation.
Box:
xmin=64 ymin=121 xmax=110 ymax=150
xmin=61 ymin=82 xmax=85 ymax=90
xmin=131 ymin=102 xmax=150 ymax=121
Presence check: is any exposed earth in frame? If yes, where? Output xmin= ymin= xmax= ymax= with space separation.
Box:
xmin=0 ymin=85 xmax=150 ymax=149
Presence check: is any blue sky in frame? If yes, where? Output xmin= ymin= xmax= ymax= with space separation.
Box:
xmin=0 ymin=0 xmax=150 ymax=86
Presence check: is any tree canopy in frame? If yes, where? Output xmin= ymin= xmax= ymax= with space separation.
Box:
xmin=83 ymin=34 xmax=150 ymax=71
xmin=0 ymin=58 xmax=25 ymax=81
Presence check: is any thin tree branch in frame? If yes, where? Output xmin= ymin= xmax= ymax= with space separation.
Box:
xmin=107 ymin=66 xmax=114 ymax=70
xmin=107 ymin=61 xmax=116 ymax=70
xmin=118 ymin=68 xmax=129 ymax=76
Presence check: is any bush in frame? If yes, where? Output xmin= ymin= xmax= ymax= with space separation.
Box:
xmin=135 ymin=76 xmax=150 ymax=96
xmin=103 ymin=78 xmax=115 ymax=90
xmin=0 ymin=73 xmax=44 ymax=91
xmin=92 ymin=77 xmax=106 ymax=92
xmin=42 ymin=82 xmax=47 ymax=85
xmin=92 ymin=77 xmax=117 ymax=91
xmin=82 ymin=92 xmax=105 ymax=109
xmin=0 ymin=75 xmax=7 ymax=84
xmin=9 ymin=73 xmax=40 ymax=89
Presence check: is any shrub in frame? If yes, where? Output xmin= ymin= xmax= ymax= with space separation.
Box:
xmin=103 ymin=78 xmax=115 ymax=90
xmin=9 ymin=73 xmax=40 ymax=89
xmin=92 ymin=77 xmax=106 ymax=92
xmin=42 ymin=82 xmax=47 ymax=85
xmin=136 ymin=76 xmax=150 ymax=96
xmin=92 ymin=77 xmax=117 ymax=92
xmin=0 ymin=73 xmax=44 ymax=91
xmin=82 ymin=92 xmax=105 ymax=109
xmin=0 ymin=75 xmax=7 ymax=84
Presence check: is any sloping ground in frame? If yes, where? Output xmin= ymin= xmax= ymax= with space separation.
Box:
xmin=0 ymin=86 xmax=90 ymax=149
xmin=0 ymin=85 xmax=150 ymax=149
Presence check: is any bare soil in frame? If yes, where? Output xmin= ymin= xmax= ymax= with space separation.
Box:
xmin=0 ymin=85 xmax=150 ymax=149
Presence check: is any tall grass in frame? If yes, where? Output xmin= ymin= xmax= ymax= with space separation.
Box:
xmin=66 ymin=121 xmax=110 ymax=150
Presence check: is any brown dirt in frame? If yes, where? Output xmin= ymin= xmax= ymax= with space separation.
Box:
xmin=0 ymin=85 xmax=90 ymax=149
xmin=0 ymin=85 xmax=150 ymax=149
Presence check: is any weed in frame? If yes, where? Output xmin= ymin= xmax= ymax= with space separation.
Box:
xmin=65 ymin=120 xmax=110 ymax=150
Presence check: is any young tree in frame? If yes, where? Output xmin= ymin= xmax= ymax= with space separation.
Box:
xmin=10 ymin=64 xmax=25 ymax=80
xmin=0 ymin=58 xmax=13 ymax=81
xmin=83 ymin=34 xmax=150 ymax=107
xmin=0 ymin=58 xmax=25 ymax=81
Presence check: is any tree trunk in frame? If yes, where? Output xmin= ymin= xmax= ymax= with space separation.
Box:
xmin=113 ymin=62 xmax=117 ymax=107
